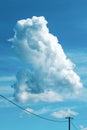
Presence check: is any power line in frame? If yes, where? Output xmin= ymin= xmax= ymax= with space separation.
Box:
xmin=0 ymin=94 xmax=66 ymax=123
xmin=71 ymin=121 xmax=80 ymax=130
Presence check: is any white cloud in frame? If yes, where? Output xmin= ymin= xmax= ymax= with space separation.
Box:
xmin=80 ymin=125 xmax=87 ymax=130
xmin=15 ymin=90 xmax=63 ymax=103
xmin=25 ymin=108 xmax=34 ymax=113
xmin=25 ymin=107 xmax=49 ymax=115
xmin=51 ymin=108 xmax=79 ymax=118
xmin=35 ymin=107 xmax=49 ymax=115
xmin=19 ymin=107 xmax=50 ymax=118
xmin=11 ymin=16 xmax=83 ymax=103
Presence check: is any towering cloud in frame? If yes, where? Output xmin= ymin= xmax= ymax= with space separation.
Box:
xmin=11 ymin=16 xmax=83 ymax=103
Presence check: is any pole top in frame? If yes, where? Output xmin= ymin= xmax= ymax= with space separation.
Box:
xmin=65 ymin=117 xmax=73 ymax=119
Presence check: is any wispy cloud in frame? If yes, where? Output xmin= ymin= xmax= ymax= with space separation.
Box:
xmin=0 ymin=76 xmax=16 ymax=82
xmin=51 ymin=108 xmax=79 ymax=118
xmin=25 ymin=107 xmax=49 ymax=115
xmin=0 ymin=86 xmax=13 ymax=94
xmin=80 ymin=125 xmax=87 ymax=130
xmin=19 ymin=107 xmax=50 ymax=118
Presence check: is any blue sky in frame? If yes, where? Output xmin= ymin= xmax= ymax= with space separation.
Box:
xmin=0 ymin=0 xmax=87 ymax=130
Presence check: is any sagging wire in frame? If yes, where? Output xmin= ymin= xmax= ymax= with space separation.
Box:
xmin=0 ymin=94 xmax=67 ymax=123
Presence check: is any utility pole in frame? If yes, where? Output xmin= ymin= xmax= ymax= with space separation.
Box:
xmin=65 ymin=117 xmax=73 ymax=130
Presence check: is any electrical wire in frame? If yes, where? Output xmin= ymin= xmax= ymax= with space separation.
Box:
xmin=0 ymin=94 xmax=67 ymax=123
xmin=71 ymin=121 xmax=80 ymax=130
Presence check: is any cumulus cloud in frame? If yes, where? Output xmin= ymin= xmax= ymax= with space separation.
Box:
xmin=14 ymin=88 xmax=63 ymax=103
xmin=11 ymin=16 xmax=83 ymax=103
xmin=51 ymin=108 xmax=79 ymax=118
